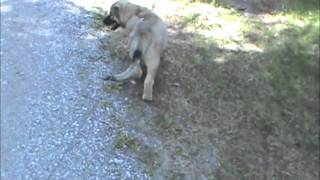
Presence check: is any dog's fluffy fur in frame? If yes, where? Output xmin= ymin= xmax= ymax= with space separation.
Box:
xmin=103 ymin=0 xmax=168 ymax=101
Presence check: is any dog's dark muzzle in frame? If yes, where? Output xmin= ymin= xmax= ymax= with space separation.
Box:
xmin=103 ymin=15 xmax=115 ymax=25
xmin=103 ymin=15 xmax=120 ymax=30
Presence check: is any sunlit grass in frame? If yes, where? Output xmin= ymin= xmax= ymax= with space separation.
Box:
xmin=171 ymin=0 xmax=319 ymax=54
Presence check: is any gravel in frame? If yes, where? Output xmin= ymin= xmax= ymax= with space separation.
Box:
xmin=1 ymin=0 xmax=149 ymax=179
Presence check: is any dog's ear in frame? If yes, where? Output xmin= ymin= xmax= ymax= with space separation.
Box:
xmin=111 ymin=6 xmax=119 ymax=14
xmin=110 ymin=4 xmax=120 ymax=16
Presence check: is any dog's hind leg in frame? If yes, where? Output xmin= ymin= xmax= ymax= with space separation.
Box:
xmin=142 ymin=48 xmax=160 ymax=101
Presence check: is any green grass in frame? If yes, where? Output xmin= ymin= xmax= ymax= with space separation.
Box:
xmin=176 ymin=0 xmax=319 ymax=13
xmin=178 ymin=13 xmax=201 ymax=28
xmin=166 ymin=2 xmax=319 ymax=178
xmin=103 ymin=82 xmax=124 ymax=93
xmin=282 ymin=0 xmax=319 ymax=13
xmin=114 ymin=131 xmax=138 ymax=149
xmin=262 ymin=18 xmax=319 ymax=150
xmin=163 ymin=114 xmax=174 ymax=129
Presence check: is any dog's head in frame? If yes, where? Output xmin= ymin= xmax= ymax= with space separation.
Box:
xmin=103 ymin=0 xmax=140 ymax=30
xmin=103 ymin=1 xmax=122 ymax=30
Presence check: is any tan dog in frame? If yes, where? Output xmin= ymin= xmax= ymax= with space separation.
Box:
xmin=103 ymin=0 xmax=168 ymax=101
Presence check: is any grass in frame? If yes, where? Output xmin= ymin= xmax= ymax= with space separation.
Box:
xmin=103 ymin=82 xmax=124 ymax=93
xmin=113 ymin=130 xmax=163 ymax=177
xmin=282 ymin=0 xmax=319 ymax=13
xmin=91 ymin=0 xmax=319 ymax=178
xmin=160 ymin=1 xmax=319 ymax=179
xmin=261 ymin=19 xmax=319 ymax=150
xmin=176 ymin=13 xmax=217 ymax=30
xmin=179 ymin=0 xmax=320 ymax=13
xmin=113 ymin=131 xmax=138 ymax=149
xmin=163 ymin=114 xmax=174 ymax=129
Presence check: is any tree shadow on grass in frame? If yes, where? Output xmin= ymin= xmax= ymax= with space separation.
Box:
xmin=142 ymin=8 xmax=319 ymax=179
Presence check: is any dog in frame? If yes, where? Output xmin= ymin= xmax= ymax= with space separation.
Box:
xmin=103 ymin=0 xmax=168 ymax=101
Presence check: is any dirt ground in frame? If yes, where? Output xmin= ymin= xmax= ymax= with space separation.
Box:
xmin=92 ymin=0 xmax=319 ymax=179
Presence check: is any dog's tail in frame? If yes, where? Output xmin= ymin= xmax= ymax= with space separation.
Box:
xmin=104 ymin=59 xmax=141 ymax=81
xmin=104 ymin=19 xmax=153 ymax=82
xmin=133 ymin=49 xmax=142 ymax=62
xmin=104 ymin=47 xmax=145 ymax=82
xmin=133 ymin=49 xmax=147 ymax=79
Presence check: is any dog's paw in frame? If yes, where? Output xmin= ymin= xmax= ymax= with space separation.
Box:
xmin=142 ymin=94 xmax=153 ymax=101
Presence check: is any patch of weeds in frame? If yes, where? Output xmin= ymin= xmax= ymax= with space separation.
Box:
xmin=110 ymin=113 xmax=120 ymax=123
xmin=216 ymin=78 xmax=226 ymax=89
xmin=163 ymin=114 xmax=174 ymax=129
xmin=243 ymin=166 xmax=258 ymax=179
xmin=178 ymin=13 xmax=201 ymax=28
xmin=90 ymin=14 xmax=104 ymax=29
xmin=197 ymin=21 xmax=217 ymax=30
xmin=175 ymin=12 xmax=221 ymax=31
xmin=191 ymin=54 xmax=203 ymax=64
xmin=103 ymin=82 xmax=124 ymax=93
xmin=138 ymin=147 xmax=162 ymax=177
xmin=242 ymin=21 xmax=276 ymax=48
xmin=114 ymin=130 xmax=163 ymax=177
xmin=220 ymin=11 xmax=243 ymax=22
xmin=114 ymin=131 xmax=138 ymax=149
xmin=150 ymin=114 xmax=175 ymax=132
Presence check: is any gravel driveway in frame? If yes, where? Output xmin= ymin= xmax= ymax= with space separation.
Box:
xmin=1 ymin=0 xmax=150 ymax=179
